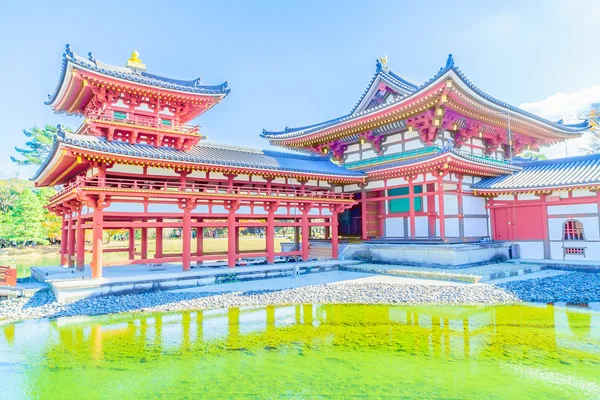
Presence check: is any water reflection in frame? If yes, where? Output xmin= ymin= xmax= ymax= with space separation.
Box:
xmin=1 ymin=303 xmax=600 ymax=399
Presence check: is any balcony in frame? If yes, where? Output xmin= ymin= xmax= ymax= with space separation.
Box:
xmin=86 ymin=112 xmax=200 ymax=136
xmin=50 ymin=177 xmax=354 ymax=204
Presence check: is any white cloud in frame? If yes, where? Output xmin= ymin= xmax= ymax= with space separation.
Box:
xmin=519 ymin=85 xmax=600 ymax=158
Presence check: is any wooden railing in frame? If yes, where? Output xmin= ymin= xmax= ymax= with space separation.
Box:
xmin=50 ymin=177 xmax=354 ymax=202
xmin=87 ymin=113 xmax=200 ymax=135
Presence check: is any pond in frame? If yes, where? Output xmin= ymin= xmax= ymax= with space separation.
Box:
xmin=1 ymin=303 xmax=599 ymax=398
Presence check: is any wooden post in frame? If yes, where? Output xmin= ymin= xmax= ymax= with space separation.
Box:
xmin=265 ymin=202 xmax=278 ymax=264
xmin=128 ymin=228 xmax=135 ymax=260
xmin=361 ymin=187 xmax=367 ymax=240
xmin=67 ymin=210 xmax=76 ymax=268
xmin=437 ymin=174 xmax=446 ymax=240
xmin=155 ymin=219 xmax=163 ymax=259
xmin=196 ymin=224 xmax=203 ymax=266
xmin=60 ymin=215 xmax=68 ymax=266
xmin=141 ymin=227 xmax=148 ymax=260
xmin=331 ymin=213 xmax=339 ymax=259
xmin=91 ymin=206 xmax=104 ymax=279
xmin=456 ymin=175 xmax=465 ymax=240
xmin=408 ymin=176 xmax=416 ymax=239
xmin=76 ymin=208 xmax=85 ymax=271
xmin=300 ymin=204 xmax=311 ymax=261
xmin=228 ymin=210 xmax=237 ymax=267
xmin=182 ymin=208 xmax=192 ymax=271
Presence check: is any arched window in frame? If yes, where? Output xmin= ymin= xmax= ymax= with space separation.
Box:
xmin=564 ymin=220 xmax=585 ymax=241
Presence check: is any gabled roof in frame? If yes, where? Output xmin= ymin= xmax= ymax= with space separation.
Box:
xmin=46 ymin=45 xmax=230 ymax=107
xmin=473 ymin=153 xmax=600 ymax=192
xmin=261 ymin=55 xmax=590 ymax=143
xmin=32 ymin=128 xmax=364 ymax=184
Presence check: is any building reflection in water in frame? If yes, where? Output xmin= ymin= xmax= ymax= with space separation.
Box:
xmin=4 ymin=302 xmax=599 ymax=366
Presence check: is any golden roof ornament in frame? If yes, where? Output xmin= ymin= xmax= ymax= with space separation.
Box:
xmin=378 ymin=55 xmax=389 ymax=71
xmin=126 ymin=50 xmax=146 ymax=72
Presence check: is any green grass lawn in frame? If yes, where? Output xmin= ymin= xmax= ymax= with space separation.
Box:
xmin=2 ymin=237 xmax=291 ymax=278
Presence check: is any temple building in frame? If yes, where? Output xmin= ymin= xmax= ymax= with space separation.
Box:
xmin=34 ymin=46 xmax=600 ymax=278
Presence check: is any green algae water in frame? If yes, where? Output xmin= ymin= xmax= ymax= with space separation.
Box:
xmin=1 ymin=303 xmax=599 ymax=399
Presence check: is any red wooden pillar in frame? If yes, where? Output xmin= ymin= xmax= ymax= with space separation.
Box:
xmin=300 ymin=204 xmax=311 ymax=261
xmin=360 ymin=187 xmax=367 ymax=240
xmin=141 ymin=228 xmax=148 ymax=260
xmin=228 ymin=210 xmax=237 ymax=267
xmin=128 ymin=228 xmax=135 ymax=260
xmin=155 ymin=219 xmax=163 ymax=259
xmin=91 ymin=206 xmax=104 ymax=279
xmin=540 ymin=194 xmax=550 ymax=259
xmin=67 ymin=210 xmax=76 ymax=268
xmin=60 ymin=215 xmax=68 ymax=266
xmin=196 ymin=223 xmax=203 ymax=265
xmin=456 ymin=174 xmax=465 ymax=240
xmin=408 ymin=176 xmax=416 ymax=239
xmin=76 ymin=208 xmax=85 ymax=271
xmin=437 ymin=174 xmax=446 ymax=240
xmin=235 ymin=227 xmax=240 ymax=254
xmin=265 ymin=202 xmax=278 ymax=264
xmin=182 ymin=208 xmax=192 ymax=271
xmin=331 ymin=213 xmax=339 ymax=259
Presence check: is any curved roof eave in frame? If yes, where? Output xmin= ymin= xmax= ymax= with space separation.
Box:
xmin=46 ymin=46 xmax=230 ymax=107
xmin=261 ymin=55 xmax=590 ymax=141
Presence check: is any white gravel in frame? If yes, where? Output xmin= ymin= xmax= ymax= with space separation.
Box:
xmin=0 ymin=281 xmax=519 ymax=326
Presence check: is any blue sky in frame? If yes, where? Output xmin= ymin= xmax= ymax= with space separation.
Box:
xmin=1 ymin=0 xmax=599 ymax=177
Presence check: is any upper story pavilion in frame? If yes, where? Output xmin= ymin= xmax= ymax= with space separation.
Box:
xmin=261 ymin=55 xmax=589 ymax=162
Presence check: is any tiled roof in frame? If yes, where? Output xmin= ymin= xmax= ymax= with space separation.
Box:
xmin=32 ymin=129 xmax=364 ymax=180
xmin=261 ymin=55 xmax=590 ymax=140
xmin=46 ymin=45 xmax=229 ymax=105
xmin=473 ymin=153 xmax=600 ymax=191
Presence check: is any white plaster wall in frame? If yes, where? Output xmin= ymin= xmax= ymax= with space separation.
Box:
xmin=385 ymin=217 xmax=404 ymax=237
xmin=344 ymin=184 xmax=361 ymax=192
xmin=471 ymin=138 xmax=483 ymax=147
xmin=386 ymin=143 xmax=403 ymax=155
xmin=347 ymin=144 xmax=360 ymax=152
xmin=110 ymin=164 xmax=144 ymax=174
xmin=386 ymin=133 xmax=403 ymax=144
xmin=573 ymin=189 xmax=596 ymax=198
xmin=415 ymin=216 xmax=428 ymax=237
xmin=517 ymin=241 xmax=545 ymax=259
xmin=362 ymin=149 xmax=377 ymax=159
xmin=404 ymin=140 xmax=422 ymax=151
xmin=387 ymin=177 xmax=407 ymax=186
xmin=472 ymin=147 xmax=484 ymax=155
xmin=518 ymin=193 xmax=540 ymax=201
xmin=445 ymin=218 xmax=460 ymax=237
xmin=188 ymin=170 xmax=207 ymax=179
xmin=366 ymin=180 xmax=385 ymax=190
xmin=495 ymin=194 xmax=514 ymax=201
xmin=404 ymin=131 xmax=419 ymax=140
xmin=464 ymin=217 xmax=488 ymax=237
xmin=463 ymin=196 xmax=487 ymax=215
xmin=272 ymin=178 xmax=286 ymax=184
xmin=549 ymin=242 xmax=600 ymax=261
xmin=444 ymin=194 xmax=459 ymax=214
xmin=234 ymin=174 xmax=250 ymax=182
xmin=547 ymin=203 xmax=598 ymax=215
xmin=147 ymin=167 xmax=179 ymax=177
xmin=548 ymin=216 xmax=600 ymax=240
xmin=346 ymin=153 xmax=360 ymax=162
xmin=334 ymin=186 xmax=343 ymax=193
xmin=252 ymin=175 xmax=267 ymax=183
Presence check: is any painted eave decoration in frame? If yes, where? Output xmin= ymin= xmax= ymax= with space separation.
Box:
xmin=261 ymin=54 xmax=590 ymax=148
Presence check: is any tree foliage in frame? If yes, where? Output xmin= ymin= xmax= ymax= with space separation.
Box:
xmin=0 ymin=178 xmax=60 ymax=246
xmin=11 ymin=125 xmax=72 ymax=166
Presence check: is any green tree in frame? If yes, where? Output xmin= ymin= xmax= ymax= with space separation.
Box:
xmin=10 ymin=189 xmax=47 ymax=245
xmin=37 ymin=187 xmax=62 ymax=243
xmin=11 ymin=125 xmax=72 ymax=166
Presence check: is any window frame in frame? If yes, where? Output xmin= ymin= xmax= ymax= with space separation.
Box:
xmin=563 ymin=219 xmax=585 ymax=241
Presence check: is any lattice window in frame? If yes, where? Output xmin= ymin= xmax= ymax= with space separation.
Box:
xmin=564 ymin=247 xmax=585 ymax=255
xmin=563 ymin=220 xmax=585 ymax=241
